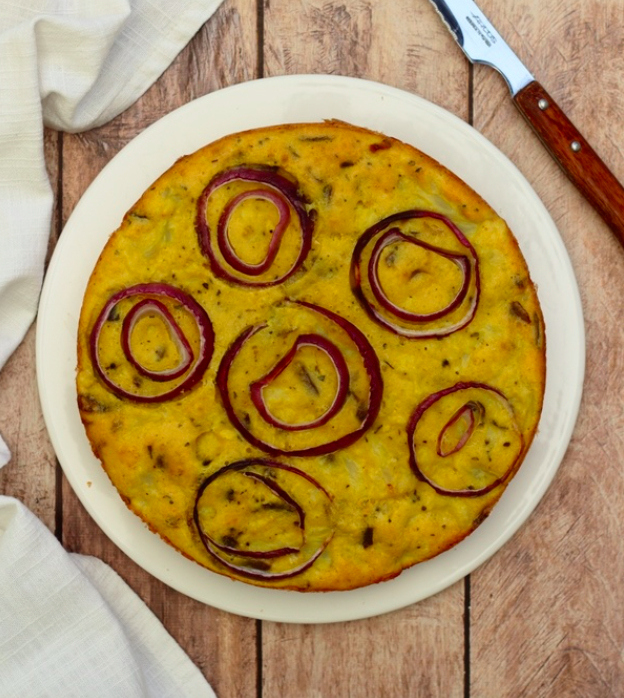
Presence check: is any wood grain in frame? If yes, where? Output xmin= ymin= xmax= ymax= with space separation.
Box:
xmin=2 ymin=1 xmax=624 ymax=696
xmin=471 ymin=1 xmax=624 ymax=696
xmin=263 ymin=0 xmax=471 ymax=118
xmin=262 ymin=584 xmax=465 ymax=698
xmin=0 ymin=326 xmax=57 ymax=529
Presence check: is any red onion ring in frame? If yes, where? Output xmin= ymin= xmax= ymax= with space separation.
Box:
xmin=90 ymin=282 xmax=214 ymax=403
xmin=407 ymin=382 xmax=524 ymax=497
xmin=121 ymin=298 xmax=193 ymax=381
xmin=351 ymin=210 xmax=480 ymax=338
xmin=216 ymin=301 xmax=383 ymax=457
xmin=204 ymin=472 xmax=303 ymax=559
xmin=193 ymin=459 xmax=333 ymax=581
xmin=249 ymin=333 xmax=349 ymax=431
xmin=369 ymin=229 xmax=471 ymax=322
xmin=195 ymin=165 xmax=314 ymax=287
xmin=436 ymin=400 xmax=482 ymax=457
xmin=217 ymin=188 xmax=291 ymax=275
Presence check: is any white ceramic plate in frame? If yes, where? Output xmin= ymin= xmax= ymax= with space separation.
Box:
xmin=36 ymin=75 xmax=584 ymax=624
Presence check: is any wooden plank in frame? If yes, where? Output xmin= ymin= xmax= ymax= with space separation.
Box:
xmin=58 ymin=3 xmax=259 ymax=696
xmin=261 ymin=2 xmax=471 ymax=695
xmin=262 ymin=583 xmax=465 ymax=698
xmin=0 ymin=327 xmax=57 ymax=529
xmin=470 ymin=1 xmax=624 ymax=696
xmin=263 ymin=0 xmax=470 ymax=120
xmin=3 ymin=1 xmax=624 ymax=696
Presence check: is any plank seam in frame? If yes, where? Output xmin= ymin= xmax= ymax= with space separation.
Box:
xmin=468 ymin=63 xmax=474 ymax=128
xmin=256 ymin=0 xmax=265 ymax=78
xmin=256 ymin=618 xmax=263 ymax=698
xmin=464 ymin=574 xmax=471 ymax=698
xmin=54 ymin=130 xmax=64 ymax=544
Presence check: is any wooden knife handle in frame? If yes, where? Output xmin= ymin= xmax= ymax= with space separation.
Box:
xmin=514 ymin=80 xmax=624 ymax=248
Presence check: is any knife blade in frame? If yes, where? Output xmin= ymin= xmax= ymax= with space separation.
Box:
xmin=429 ymin=0 xmax=624 ymax=249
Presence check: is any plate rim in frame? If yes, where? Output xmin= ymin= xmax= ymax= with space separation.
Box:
xmin=36 ymin=73 xmax=585 ymax=623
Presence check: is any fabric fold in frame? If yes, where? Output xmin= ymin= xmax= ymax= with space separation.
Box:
xmin=0 ymin=496 xmax=216 ymax=697
xmin=0 ymin=0 xmax=222 ymax=463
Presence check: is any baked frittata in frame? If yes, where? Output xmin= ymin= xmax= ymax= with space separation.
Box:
xmin=76 ymin=120 xmax=546 ymax=591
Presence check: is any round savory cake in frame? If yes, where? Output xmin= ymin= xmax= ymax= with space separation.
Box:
xmin=76 ymin=120 xmax=546 ymax=591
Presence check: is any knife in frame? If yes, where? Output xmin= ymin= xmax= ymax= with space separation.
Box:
xmin=429 ymin=0 xmax=624 ymax=248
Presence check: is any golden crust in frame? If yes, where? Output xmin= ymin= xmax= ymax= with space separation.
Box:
xmin=76 ymin=120 xmax=546 ymax=591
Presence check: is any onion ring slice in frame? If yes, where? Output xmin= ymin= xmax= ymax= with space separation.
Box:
xmin=90 ymin=282 xmax=214 ymax=403
xmin=216 ymin=301 xmax=383 ymax=457
xmin=351 ymin=210 xmax=480 ymax=338
xmin=196 ymin=165 xmax=314 ymax=287
xmin=204 ymin=471 xmax=303 ymax=559
xmin=193 ymin=459 xmax=333 ymax=581
xmin=121 ymin=298 xmax=194 ymax=381
xmin=369 ymin=228 xmax=471 ymax=322
xmin=249 ymin=333 xmax=349 ymax=431
xmin=408 ymin=382 xmax=524 ymax=497
xmin=217 ymin=188 xmax=292 ymax=275
xmin=436 ymin=400 xmax=484 ymax=457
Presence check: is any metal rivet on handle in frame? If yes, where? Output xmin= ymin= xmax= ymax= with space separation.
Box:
xmin=538 ymin=98 xmax=549 ymax=110
xmin=571 ymin=141 xmax=582 ymax=152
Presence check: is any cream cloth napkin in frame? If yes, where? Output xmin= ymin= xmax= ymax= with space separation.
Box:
xmin=0 ymin=496 xmax=217 ymax=698
xmin=0 ymin=1 xmax=225 ymax=694
xmin=0 ymin=0 xmax=223 ymax=465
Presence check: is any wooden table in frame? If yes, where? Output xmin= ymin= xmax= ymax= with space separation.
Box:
xmin=2 ymin=1 xmax=623 ymax=695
